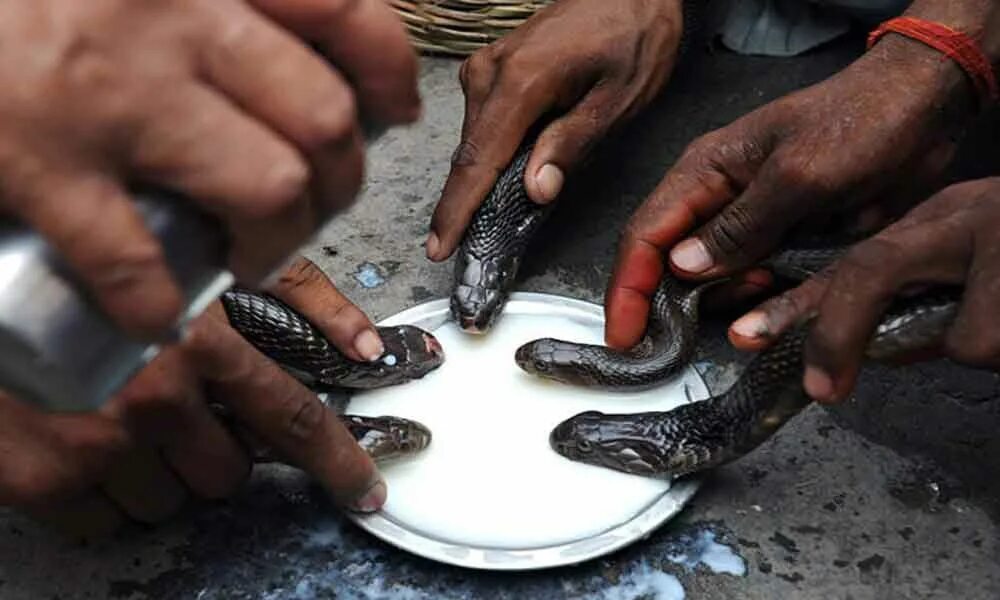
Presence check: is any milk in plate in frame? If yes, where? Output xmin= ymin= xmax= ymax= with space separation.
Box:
xmin=350 ymin=303 xmax=702 ymax=549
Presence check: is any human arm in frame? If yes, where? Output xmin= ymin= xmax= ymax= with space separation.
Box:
xmin=605 ymin=0 xmax=1000 ymax=348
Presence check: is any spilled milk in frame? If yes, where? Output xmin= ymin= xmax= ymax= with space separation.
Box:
xmin=667 ymin=529 xmax=747 ymax=576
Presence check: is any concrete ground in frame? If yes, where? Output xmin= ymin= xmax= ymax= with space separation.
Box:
xmin=2 ymin=34 xmax=1000 ymax=600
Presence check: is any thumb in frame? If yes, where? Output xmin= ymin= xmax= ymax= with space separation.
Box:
xmin=183 ymin=308 xmax=383 ymax=511
xmin=524 ymin=87 xmax=623 ymax=204
xmin=604 ymin=125 xmax=768 ymax=348
xmin=671 ymin=154 xmax=811 ymax=278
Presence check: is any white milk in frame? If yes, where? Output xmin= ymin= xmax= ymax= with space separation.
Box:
xmin=667 ymin=529 xmax=747 ymax=576
xmin=349 ymin=306 xmax=702 ymax=549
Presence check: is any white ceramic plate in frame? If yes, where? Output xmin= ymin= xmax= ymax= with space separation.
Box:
xmin=344 ymin=293 xmax=707 ymax=571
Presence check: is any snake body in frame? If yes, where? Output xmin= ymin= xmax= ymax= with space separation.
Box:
xmin=451 ymin=138 xmax=553 ymax=333
xmin=515 ymin=277 xmax=715 ymax=390
xmin=220 ymin=289 xmax=443 ymax=462
xmin=219 ymin=131 xmax=959 ymax=479
xmin=453 ymin=135 xmax=963 ymax=480
xmin=549 ymin=290 xmax=960 ymax=478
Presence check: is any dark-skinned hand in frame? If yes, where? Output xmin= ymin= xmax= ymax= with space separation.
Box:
xmin=426 ymin=0 xmax=685 ymax=261
xmin=728 ymin=177 xmax=1000 ymax=403
xmin=1 ymin=258 xmax=389 ymax=539
xmin=604 ymin=25 xmax=983 ymax=349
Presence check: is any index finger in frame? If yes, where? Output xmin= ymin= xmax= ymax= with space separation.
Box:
xmin=270 ymin=257 xmax=383 ymax=362
xmin=250 ymin=0 xmax=420 ymax=126
xmin=182 ymin=306 xmax=383 ymax=511
xmin=604 ymin=162 xmax=736 ymax=348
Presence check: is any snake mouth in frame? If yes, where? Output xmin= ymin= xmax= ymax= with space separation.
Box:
xmin=514 ymin=343 xmax=545 ymax=375
xmin=450 ymin=250 xmax=516 ymax=334
xmin=549 ymin=416 xmax=601 ymax=461
xmin=550 ymin=413 xmax=665 ymax=476
xmin=351 ymin=416 xmax=433 ymax=461
xmin=549 ymin=421 xmax=576 ymax=454
xmin=459 ymin=315 xmax=487 ymax=334
xmin=450 ymin=285 xmax=505 ymax=334
xmin=400 ymin=418 xmax=433 ymax=453
xmin=421 ymin=333 xmax=444 ymax=360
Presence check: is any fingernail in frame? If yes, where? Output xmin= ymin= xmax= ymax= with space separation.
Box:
xmin=425 ymin=233 xmax=440 ymax=261
xmin=535 ymin=164 xmax=564 ymax=203
xmin=354 ymin=329 xmax=385 ymax=362
xmin=803 ymin=366 xmax=835 ymax=402
xmin=350 ymin=478 xmax=387 ymax=513
xmin=670 ymin=239 xmax=713 ymax=273
xmin=731 ymin=312 xmax=768 ymax=339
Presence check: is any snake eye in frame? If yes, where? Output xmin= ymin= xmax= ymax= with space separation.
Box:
xmin=532 ymin=359 xmax=549 ymax=373
xmin=576 ymin=439 xmax=593 ymax=453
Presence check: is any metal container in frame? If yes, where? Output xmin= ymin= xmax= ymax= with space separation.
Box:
xmin=0 ymin=123 xmax=383 ymax=413
xmin=0 ymin=190 xmax=233 ymax=412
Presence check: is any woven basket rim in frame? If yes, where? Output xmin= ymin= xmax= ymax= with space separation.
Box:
xmin=389 ymin=0 xmax=553 ymax=56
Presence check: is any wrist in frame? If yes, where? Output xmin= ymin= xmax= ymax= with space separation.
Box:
xmin=860 ymin=34 xmax=978 ymax=122
xmin=877 ymin=1 xmax=1000 ymax=109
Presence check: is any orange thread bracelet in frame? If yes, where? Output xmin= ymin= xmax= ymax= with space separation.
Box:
xmin=867 ymin=16 xmax=999 ymax=109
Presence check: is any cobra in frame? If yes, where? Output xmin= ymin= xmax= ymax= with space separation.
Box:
xmin=452 ymin=134 xmax=961 ymax=480
xmin=221 ymin=289 xmax=444 ymax=463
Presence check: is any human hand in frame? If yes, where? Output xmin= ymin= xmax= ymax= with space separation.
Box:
xmin=728 ymin=177 xmax=1000 ymax=403
xmin=605 ymin=35 xmax=975 ymax=349
xmin=3 ymin=301 xmax=385 ymax=539
xmin=426 ymin=0 xmax=685 ymax=261
xmin=269 ymin=257 xmax=386 ymax=362
xmin=0 ymin=0 xmax=418 ymax=338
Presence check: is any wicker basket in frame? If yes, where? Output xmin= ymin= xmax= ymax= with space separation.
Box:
xmin=388 ymin=1 xmax=553 ymax=57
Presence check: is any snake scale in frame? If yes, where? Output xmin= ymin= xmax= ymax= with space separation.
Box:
xmin=219 ymin=132 xmax=959 ymax=480
xmin=220 ymin=134 xmax=959 ymax=481
xmin=220 ymin=289 xmax=444 ymax=463
xmin=450 ymin=134 xmax=962 ymax=480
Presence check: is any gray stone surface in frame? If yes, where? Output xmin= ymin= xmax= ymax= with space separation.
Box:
xmin=2 ymin=35 xmax=1000 ymax=600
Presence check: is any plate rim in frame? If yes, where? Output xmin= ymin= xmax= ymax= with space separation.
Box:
xmin=343 ymin=292 xmax=707 ymax=571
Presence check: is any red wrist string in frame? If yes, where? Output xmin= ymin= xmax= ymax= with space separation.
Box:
xmin=867 ymin=16 xmax=998 ymax=109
